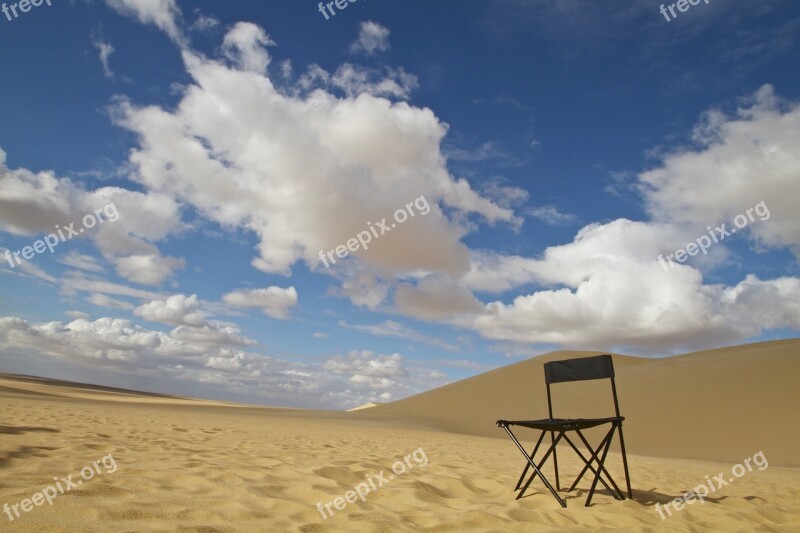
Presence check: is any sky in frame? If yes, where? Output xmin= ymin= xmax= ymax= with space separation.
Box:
xmin=1 ymin=0 xmax=799 ymax=409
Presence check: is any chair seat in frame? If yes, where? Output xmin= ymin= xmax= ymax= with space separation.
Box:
xmin=497 ymin=416 xmax=623 ymax=431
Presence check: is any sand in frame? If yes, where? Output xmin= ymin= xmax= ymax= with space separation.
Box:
xmin=1 ymin=339 xmax=799 ymax=532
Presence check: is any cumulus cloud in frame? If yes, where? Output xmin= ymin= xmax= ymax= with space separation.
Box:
xmin=223 ymin=287 xmax=298 ymax=319
xmin=349 ymin=21 xmax=391 ymax=56
xmin=324 ymin=350 xmax=409 ymax=401
xmin=110 ymin=22 xmax=516 ymax=308
xmin=134 ymin=294 xmax=207 ymax=326
xmin=0 ymin=149 xmax=187 ymax=286
xmin=114 ymin=254 xmax=185 ymax=286
xmin=0 ymin=148 xmax=74 ymax=235
xmin=221 ymin=22 xmax=275 ymax=74
xmin=298 ymin=63 xmax=419 ymax=100
xmin=132 ymin=293 xmax=259 ymax=346
xmin=330 ymin=64 xmax=418 ymax=99
xmin=639 ymin=85 xmax=800 ymax=258
xmin=169 ymin=323 xmax=256 ymax=346
xmin=453 ymin=86 xmax=800 ymax=353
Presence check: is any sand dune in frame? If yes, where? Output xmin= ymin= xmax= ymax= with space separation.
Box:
xmin=1 ymin=340 xmax=799 ymax=531
xmin=358 ymin=339 xmax=800 ymax=467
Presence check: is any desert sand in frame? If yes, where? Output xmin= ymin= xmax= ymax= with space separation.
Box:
xmin=1 ymin=339 xmax=799 ymax=532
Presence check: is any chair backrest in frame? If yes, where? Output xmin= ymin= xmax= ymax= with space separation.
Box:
xmin=543 ymin=354 xmax=621 ymax=418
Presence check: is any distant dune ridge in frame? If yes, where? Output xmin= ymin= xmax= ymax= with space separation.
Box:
xmin=1 ymin=339 xmax=798 ymax=530
xmin=347 ymin=402 xmax=383 ymax=411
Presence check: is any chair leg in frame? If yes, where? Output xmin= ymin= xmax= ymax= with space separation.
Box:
xmin=585 ymin=426 xmax=616 ymax=507
xmin=551 ymin=430 xmax=560 ymax=491
xmin=515 ymin=431 xmax=546 ymax=491
xmin=617 ymin=423 xmax=633 ymax=498
xmin=517 ymin=432 xmax=567 ymax=500
xmin=572 ymin=428 xmax=624 ymax=500
xmin=568 ymin=428 xmax=611 ymax=491
xmin=506 ymin=427 xmax=566 ymax=507
xmin=561 ymin=433 xmax=619 ymax=499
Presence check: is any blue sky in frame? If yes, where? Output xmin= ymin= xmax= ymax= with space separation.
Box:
xmin=1 ymin=0 xmax=799 ymax=408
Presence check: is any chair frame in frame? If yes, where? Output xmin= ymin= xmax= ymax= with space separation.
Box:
xmin=497 ymin=354 xmax=632 ymax=507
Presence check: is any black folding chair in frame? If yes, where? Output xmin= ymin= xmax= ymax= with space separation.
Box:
xmin=497 ymin=354 xmax=632 ymax=507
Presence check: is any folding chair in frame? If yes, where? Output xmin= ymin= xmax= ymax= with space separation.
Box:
xmin=497 ymin=354 xmax=632 ymax=507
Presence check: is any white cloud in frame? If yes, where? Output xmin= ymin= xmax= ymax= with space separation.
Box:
xmin=299 ymin=63 xmax=419 ymax=100
xmin=0 ymin=148 xmax=75 ymax=236
xmin=58 ymin=251 xmax=106 ymax=273
xmin=93 ymin=39 xmax=115 ymax=78
xmin=461 ymin=250 xmax=541 ymax=294
xmin=639 ymin=85 xmax=800 ymax=258
xmin=324 ymin=350 xmax=411 ymax=401
xmin=190 ymin=13 xmax=219 ymax=33
xmin=110 ymin=23 xmax=516 ymax=308
xmin=481 ymin=177 xmax=530 ymax=209
xmin=339 ymin=319 xmax=459 ymax=351
xmin=223 ymin=286 xmax=298 ymax=320
xmin=0 ymin=316 xmax=161 ymax=364
xmin=221 ymin=22 xmax=275 ymax=75
xmin=134 ymin=294 xmax=207 ymax=326
xmin=332 ymin=268 xmax=393 ymax=310
xmin=169 ymin=323 xmax=256 ymax=346
xmin=330 ymin=64 xmax=418 ymax=99
xmin=527 ymin=205 xmax=578 ymax=225
xmin=349 ymin=21 xmax=391 ymax=56
xmin=114 ymin=253 xmax=185 ymax=286
xmin=0 ymin=150 xmax=187 ymax=286
xmin=324 ymin=350 xmax=408 ymax=379
xmin=132 ymin=293 xmax=259 ymax=346
xmin=87 ymin=293 xmax=136 ymax=310
xmin=395 ymin=275 xmax=484 ymax=320
xmin=61 ymin=273 xmax=163 ymax=301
